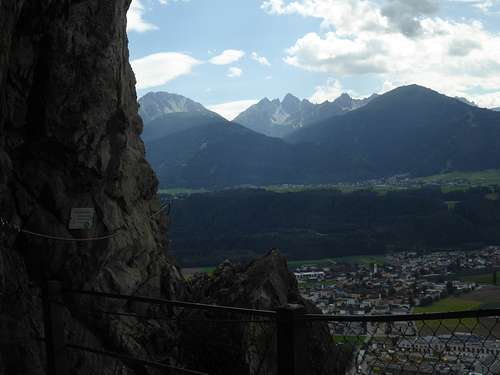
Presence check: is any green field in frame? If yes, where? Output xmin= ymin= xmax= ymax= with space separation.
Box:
xmin=333 ymin=335 xmax=366 ymax=345
xmin=417 ymin=169 xmax=500 ymax=192
xmin=414 ymin=297 xmax=482 ymax=314
xmin=414 ymin=297 xmax=483 ymax=331
xmin=287 ymin=258 xmax=337 ymax=269
xmin=158 ymin=187 xmax=208 ymax=196
xmin=460 ymin=272 xmax=499 ymax=285
xmin=414 ymin=287 xmax=500 ymax=334
xmin=159 ymin=169 xmax=500 ymax=197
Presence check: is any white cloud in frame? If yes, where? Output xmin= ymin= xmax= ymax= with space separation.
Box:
xmin=210 ymin=50 xmax=246 ymax=65
xmin=262 ymin=0 xmax=387 ymax=36
xmin=127 ymin=0 xmax=158 ymax=33
xmin=208 ymin=100 xmax=259 ymax=120
xmin=227 ymin=67 xmax=243 ymax=78
xmin=470 ymin=91 xmax=500 ymax=108
xmin=470 ymin=0 xmax=499 ymax=11
xmin=127 ymin=0 xmax=192 ymax=33
xmin=131 ymin=52 xmax=201 ymax=89
xmin=284 ymin=32 xmax=389 ymax=75
xmin=310 ymin=78 xmax=344 ymax=103
xmin=251 ymin=52 xmax=271 ymax=66
xmin=264 ymin=0 xmax=500 ymax=106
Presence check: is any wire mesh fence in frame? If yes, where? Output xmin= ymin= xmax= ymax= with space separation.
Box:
xmin=34 ymin=281 xmax=500 ymax=375
xmin=59 ymin=286 xmax=278 ymax=375
xmin=310 ymin=311 xmax=500 ymax=375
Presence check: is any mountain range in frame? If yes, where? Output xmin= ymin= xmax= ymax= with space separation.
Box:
xmin=139 ymin=86 xmax=500 ymax=188
xmin=233 ymin=93 xmax=376 ymax=138
xmin=138 ymin=92 xmax=224 ymax=142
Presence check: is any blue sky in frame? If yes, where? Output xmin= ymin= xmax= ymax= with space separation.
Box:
xmin=128 ymin=0 xmax=500 ymax=119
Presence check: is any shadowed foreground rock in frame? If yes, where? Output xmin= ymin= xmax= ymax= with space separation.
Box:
xmin=184 ymin=250 xmax=349 ymax=375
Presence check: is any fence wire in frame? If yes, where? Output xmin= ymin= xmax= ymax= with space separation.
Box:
xmin=64 ymin=292 xmax=277 ymax=375
xmin=42 ymin=285 xmax=500 ymax=375
xmin=313 ymin=312 xmax=500 ymax=375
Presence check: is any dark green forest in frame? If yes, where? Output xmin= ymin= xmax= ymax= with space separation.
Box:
xmin=165 ymin=187 xmax=500 ymax=267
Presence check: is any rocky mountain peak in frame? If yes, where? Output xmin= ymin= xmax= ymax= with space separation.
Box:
xmin=333 ymin=92 xmax=354 ymax=109
xmin=234 ymin=91 xmax=376 ymax=138
xmin=139 ymin=91 xmax=214 ymax=123
xmin=282 ymin=93 xmax=301 ymax=112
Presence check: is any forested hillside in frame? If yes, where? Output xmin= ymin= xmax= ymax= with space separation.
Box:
xmin=167 ymin=187 xmax=500 ymax=266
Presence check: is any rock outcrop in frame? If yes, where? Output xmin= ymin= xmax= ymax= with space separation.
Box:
xmin=183 ymin=250 xmax=343 ymax=375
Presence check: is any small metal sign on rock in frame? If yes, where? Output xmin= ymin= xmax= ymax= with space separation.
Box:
xmin=68 ymin=208 xmax=95 ymax=230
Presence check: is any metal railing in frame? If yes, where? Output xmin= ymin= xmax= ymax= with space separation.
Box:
xmin=38 ymin=280 xmax=500 ymax=375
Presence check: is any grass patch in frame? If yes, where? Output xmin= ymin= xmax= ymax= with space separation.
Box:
xmin=414 ymin=297 xmax=482 ymax=314
xmin=460 ymin=272 xmax=498 ymax=285
xmin=288 ymin=258 xmax=337 ymax=269
xmin=414 ymin=297 xmax=483 ymax=331
xmin=158 ymin=187 xmax=208 ymax=196
xmin=418 ymin=169 xmax=500 ymax=189
xmin=333 ymin=335 xmax=366 ymax=345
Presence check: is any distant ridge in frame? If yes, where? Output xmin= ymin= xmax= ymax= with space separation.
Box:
xmin=138 ymin=92 xmax=225 ymax=142
xmin=139 ymin=92 xmax=219 ymax=123
xmin=286 ymin=84 xmax=500 ymax=179
xmin=145 ymin=85 xmax=500 ymax=188
xmin=233 ymin=92 xmax=376 ymax=138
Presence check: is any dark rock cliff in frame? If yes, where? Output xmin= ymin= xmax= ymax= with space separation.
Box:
xmin=0 ymin=0 xmax=181 ymax=373
xmin=0 ymin=1 xmax=339 ymax=374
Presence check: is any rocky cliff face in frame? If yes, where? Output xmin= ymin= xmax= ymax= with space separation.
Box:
xmin=0 ymin=2 xmax=339 ymax=374
xmin=0 ymin=0 xmax=181 ymax=373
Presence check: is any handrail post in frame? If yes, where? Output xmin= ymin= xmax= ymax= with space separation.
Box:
xmin=42 ymin=280 xmax=68 ymax=375
xmin=276 ymin=304 xmax=306 ymax=375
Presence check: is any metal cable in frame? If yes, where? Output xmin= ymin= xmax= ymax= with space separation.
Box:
xmin=82 ymin=307 xmax=276 ymax=324
xmin=0 ymin=201 xmax=171 ymax=242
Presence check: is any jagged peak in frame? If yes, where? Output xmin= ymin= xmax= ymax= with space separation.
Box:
xmin=282 ymin=93 xmax=300 ymax=103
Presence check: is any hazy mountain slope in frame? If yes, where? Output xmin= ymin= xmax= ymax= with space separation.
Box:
xmin=147 ymin=122 xmax=305 ymax=188
xmin=139 ymin=92 xmax=218 ymax=122
xmin=138 ymin=92 xmax=225 ymax=142
xmin=286 ymin=85 xmax=500 ymax=178
xmin=142 ymin=111 xmax=224 ymax=143
xmin=492 ymin=107 xmax=500 ymax=112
